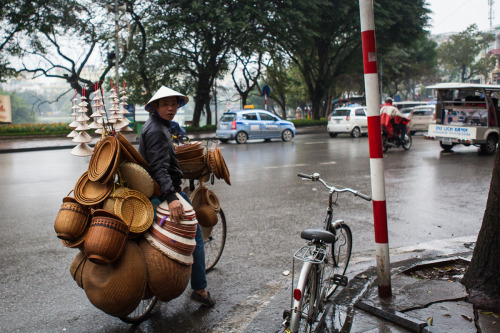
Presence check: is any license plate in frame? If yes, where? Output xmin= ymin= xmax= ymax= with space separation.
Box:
xmin=441 ymin=137 xmax=452 ymax=144
xmin=221 ymin=124 xmax=228 ymax=129
xmin=336 ymin=119 xmax=341 ymax=123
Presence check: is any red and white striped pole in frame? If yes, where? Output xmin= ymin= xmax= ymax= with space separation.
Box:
xmin=359 ymin=0 xmax=391 ymax=298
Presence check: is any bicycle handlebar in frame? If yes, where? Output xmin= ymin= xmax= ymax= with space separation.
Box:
xmin=297 ymin=173 xmax=372 ymax=201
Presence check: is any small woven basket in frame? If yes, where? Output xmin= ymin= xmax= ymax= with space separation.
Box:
xmin=196 ymin=204 xmax=218 ymax=228
xmin=54 ymin=200 xmax=90 ymax=241
xmin=84 ymin=205 xmax=133 ymax=265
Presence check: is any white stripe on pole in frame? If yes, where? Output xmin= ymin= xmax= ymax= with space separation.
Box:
xmin=375 ymin=243 xmax=391 ymax=285
xmin=369 ymin=159 xmax=386 ymax=201
xmin=364 ymin=74 xmax=380 ymax=117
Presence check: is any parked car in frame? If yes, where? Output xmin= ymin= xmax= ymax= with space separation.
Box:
xmin=216 ymin=109 xmax=296 ymax=144
xmin=400 ymin=107 xmax=414 ymax=118
xmin=408 ymin=105 xmax=436 ymax=134
xmin=327 ymin=106 xmax=368 ymax=138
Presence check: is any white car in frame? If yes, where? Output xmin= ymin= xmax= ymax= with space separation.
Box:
xmin=408 ymin=105 xmax=436 ymax=134
xmin=327 ymin=106 xmax=368 ymax=138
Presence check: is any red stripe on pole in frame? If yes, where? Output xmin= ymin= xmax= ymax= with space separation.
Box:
xmin=372 ymin=200 xmax=388 ymax=243
xmin=361 ymin=30 xmax=377 ymax=74
xmin=367 ymin=116 xmax=383 ymax=159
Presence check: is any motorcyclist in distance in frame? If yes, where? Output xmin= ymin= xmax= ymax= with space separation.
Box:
xmin=380 ymin=97 xmax=408 ymax=143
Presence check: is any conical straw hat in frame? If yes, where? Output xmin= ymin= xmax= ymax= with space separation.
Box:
xmin=71 ymin=143 xmax=93 ymax=157
xmin=145 ymin=86 xmax=189 ymax=111
xmin=72 ymin=131 xmax=92 ymax=143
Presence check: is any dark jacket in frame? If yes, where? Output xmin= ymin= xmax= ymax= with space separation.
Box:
xmin=139 ymin=113 xmax=183 ymax=203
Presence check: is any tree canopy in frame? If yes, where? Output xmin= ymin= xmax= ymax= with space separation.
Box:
xmin=437 ymin=24 xmax=495 ymax=83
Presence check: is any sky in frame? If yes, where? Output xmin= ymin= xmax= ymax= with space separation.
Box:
xmin=427 ymin=0 xmax=500 ymax=35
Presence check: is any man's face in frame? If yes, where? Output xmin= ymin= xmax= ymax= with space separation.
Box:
xmin=156 ymin=97 xmax=178 ymax=121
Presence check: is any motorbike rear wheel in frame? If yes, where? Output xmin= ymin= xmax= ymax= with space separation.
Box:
xmin=402 ymin=134 xmax=412 ymax=150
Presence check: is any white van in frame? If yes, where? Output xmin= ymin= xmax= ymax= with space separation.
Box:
xmin=425 ymin=83 xmax=500 ymax=154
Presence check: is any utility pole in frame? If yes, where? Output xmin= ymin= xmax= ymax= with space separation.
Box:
xmin=106 ymin=1 xmax=127 ymax=87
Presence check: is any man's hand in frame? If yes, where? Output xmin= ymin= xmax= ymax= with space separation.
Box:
xmin=168 ymin=199 xmax=184 ymax=223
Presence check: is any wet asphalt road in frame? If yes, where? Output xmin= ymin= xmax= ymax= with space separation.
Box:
xmin=0 ymin=133 xmax=494 ymax=332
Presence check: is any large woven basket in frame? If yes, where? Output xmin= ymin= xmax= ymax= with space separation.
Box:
xmin=138 ymin=239 xmax=191 ymax=302
xmin=84 ymin=208 xmax=133 ymax=265
xmin=70 ymin=251 xmax=87 ymax=289
xmin=54 ymin=199 xmax=90 ymax=240
xmin=83 ymin=241 xmax=147 ymax=318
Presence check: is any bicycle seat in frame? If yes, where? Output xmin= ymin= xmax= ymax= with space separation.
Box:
xmin=300 ymin=228 xmax=336 ymax=243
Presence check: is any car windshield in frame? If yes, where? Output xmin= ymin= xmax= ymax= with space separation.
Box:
xmin=331 ymin=109 xmax=350 ymax=117
xmin=412 ymin=108 xmax=434 ymax=116
xmin=220 ymin=113 xmax=236 ymax=122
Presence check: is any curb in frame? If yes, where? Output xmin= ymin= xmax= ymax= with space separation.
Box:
xmin=0 ymin=126 xmax=326 ymax=154
xmin=320 ymin=251 xmax=473 ymax=333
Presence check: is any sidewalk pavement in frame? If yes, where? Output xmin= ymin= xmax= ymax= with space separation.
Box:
xmin=319 ymin=242 xmax=499 ymax=333
xmin=0 ymin=125 xmax=325 ymax=153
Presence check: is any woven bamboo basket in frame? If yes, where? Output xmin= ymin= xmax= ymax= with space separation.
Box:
xmin=54 ymin=200 xmax=90 ymax=240
xmin=88 ymin=136 xmax=117 ymax=182
xmin=82 ymin=241 xmax=147 ymax=318
xmin=176 ymin=147 xmax=204 ymax=161
xmin=112 ymin=189 xmax=154 ymax=234
xmin=117 ymin=132 xmax=150 ymax=168
xmin=74 ymin=171 xmax=113 ymax=206
xmin=138 ymin=238 xmax=191 ymax=302
xmin=84 ymin=206 xmax=133 ymax=265
xmin=196 ymin=204 xmax=218 ymax=228
xmin=179 ymin=161 xmax=206 ymax=179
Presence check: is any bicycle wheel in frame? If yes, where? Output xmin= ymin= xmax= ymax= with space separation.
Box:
xmin=202 ymin=208 xmax=227 ymax=272
xmin=296 ymin=265 xmax=318 ymax=333
xmin=323 ymin=223 xmax=352 ymax=299
xmin=119 ymin=296 xmax=158 ymax=324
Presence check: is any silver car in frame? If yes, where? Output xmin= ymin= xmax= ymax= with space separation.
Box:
xmin=216 ymin=109 xmax=296 ymax=144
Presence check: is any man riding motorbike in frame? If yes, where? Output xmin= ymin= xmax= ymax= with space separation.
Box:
xmin=380 ymin=97 xmax=408 ymax=144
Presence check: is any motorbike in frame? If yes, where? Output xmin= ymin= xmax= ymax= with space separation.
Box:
xmin=381 ymin=116 xmax=412 ymax=152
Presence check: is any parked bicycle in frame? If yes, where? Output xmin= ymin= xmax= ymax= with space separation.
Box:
xmin=282 ymin=173 xmax=371 ymax=333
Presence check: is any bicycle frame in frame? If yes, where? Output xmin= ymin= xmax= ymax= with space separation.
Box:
xmin=284 ymin=173 xmax=370 ymax=333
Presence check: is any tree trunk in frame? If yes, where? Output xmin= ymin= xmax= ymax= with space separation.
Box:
xmin=462 ymin=149 xmax=500 ymax=312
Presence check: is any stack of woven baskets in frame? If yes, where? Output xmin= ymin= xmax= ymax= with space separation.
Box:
xmin=54 ymin=133 xmax=198 ymax=318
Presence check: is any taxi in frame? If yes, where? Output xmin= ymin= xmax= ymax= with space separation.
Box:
xmin=216 ymin=106 xmax=296 ymax=144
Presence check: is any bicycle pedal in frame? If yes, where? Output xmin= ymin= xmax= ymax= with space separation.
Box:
xmin=332 ymin=274 xmax=348 ymax=286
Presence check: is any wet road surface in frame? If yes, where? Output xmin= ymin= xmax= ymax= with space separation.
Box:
xmin=0 ymin=133 xmax=494 ymax=332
